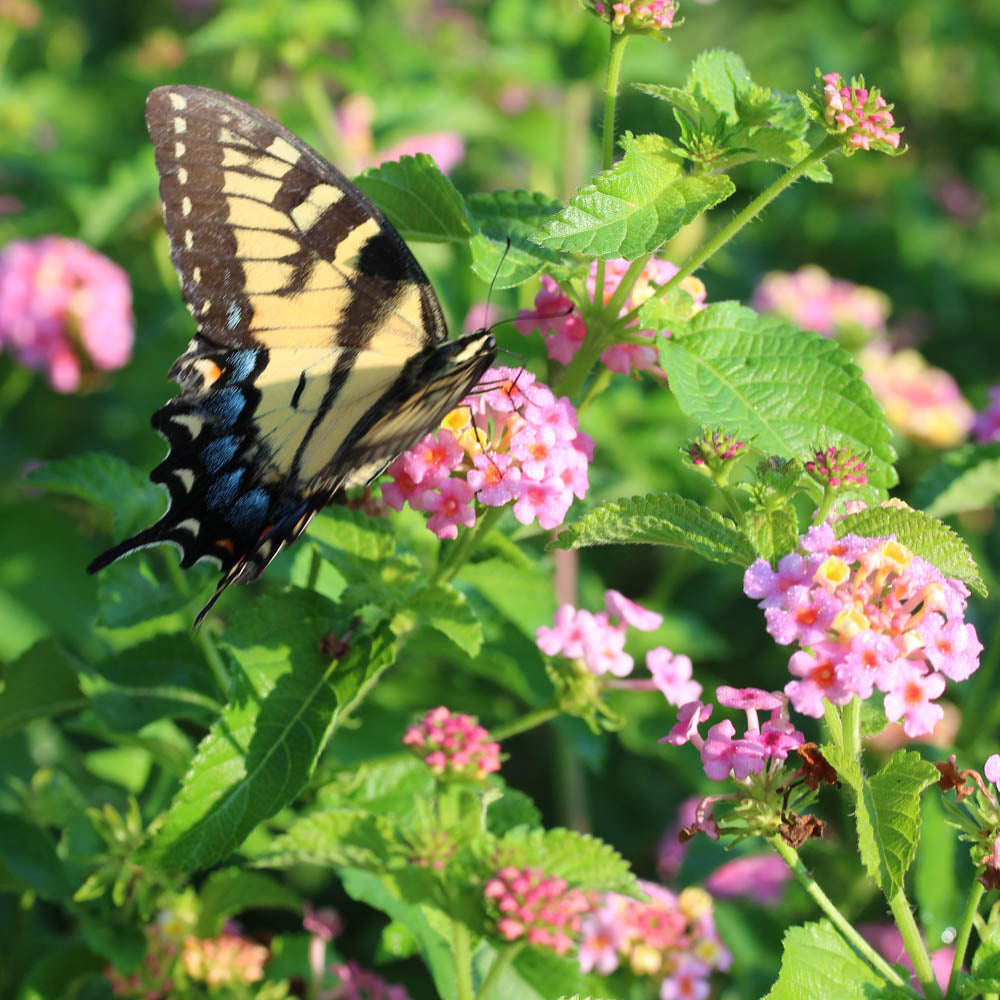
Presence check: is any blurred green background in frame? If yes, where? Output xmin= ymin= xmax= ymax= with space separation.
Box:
xmin=1 ymin=2 xmax=998 ymax=992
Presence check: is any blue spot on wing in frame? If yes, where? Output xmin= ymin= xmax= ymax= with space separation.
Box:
xmin=229 ymin=489 xmax=270 ymax=532
xmin=203 ymin=388 xmax=245 ymax=426
xmin=202 ymin=434 xmax=239 ymax=474
xmin=228 ymin=349 xmax=258 ymax=383
xmin=227 ymin=301 xmax=242 ymax=330
xmin=206 ymin=467 xmax=244 ymax=509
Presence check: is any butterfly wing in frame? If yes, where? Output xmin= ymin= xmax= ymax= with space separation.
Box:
xmin=89 ymin=86 xmax=495 ymax=622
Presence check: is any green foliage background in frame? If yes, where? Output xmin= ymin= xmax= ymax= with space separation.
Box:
xmin=1 ymin=1 xmax=999 ymax=998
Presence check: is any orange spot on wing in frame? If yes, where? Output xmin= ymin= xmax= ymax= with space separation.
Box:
xmin=206 ymin=362 xmax=223 ymax=383
xmin=216 ymin=537 xmax=234 ymax=553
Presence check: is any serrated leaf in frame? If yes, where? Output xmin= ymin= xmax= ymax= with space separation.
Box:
xmin=487 ymin=787 xmax=543 ymax=835
xmin=403 ymin=582 xmax=483 ymax=657
xmin=633 ymin=82 xmax=701 ymax=120
xmin=138 ymin=591 xmax=397 ymax=871
xmin=0 ymin=639 xmax=84 ymax=736
xmin=836 ymin=506 xmax=986 ymax=597
xmin=533 ymin=133 xmax=734 ymax=259
xmin=971 ymin=922 xmax=1000 ymax=985
xmin=195 ymin=868 xmax=302 ymax=936
xmin=550 ymin=493 xmax=755 ymax=566
xmin=26 ymin=453 xmax=163 ymax=537
xmin=763 ymin=920 xmax=888 ymax=1000
xmin=94 ymin=559 xmax=194 ymax=628
xmin=307 ymin=506 xmax=395 ymax=566
xmin=467 ymin=189 xmax=565 ymax=288
xmin=495 ymin=828 xmax=637 ymax=894
xmin=251 ymin=808 xmax=399 ymax=871
xmin=660 ymin=302 xmax=897 ymax=489
xmin=354 ymin=154 xmax=473 ymax=243
xmin=824 ymin=746 xmax=938 ymax=897
xmin=685 ymin=49 xmax=752 ymax=122
xmin=745 ymin=507 xmax=800 ymax=562
xmin=912 ymin=442 xmax=1000 ymax=518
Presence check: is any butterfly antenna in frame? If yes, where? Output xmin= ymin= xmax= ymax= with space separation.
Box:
xmin=482 ymin=237 xmax=512 ymax=327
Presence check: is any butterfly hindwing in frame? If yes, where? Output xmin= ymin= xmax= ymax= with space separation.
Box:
xmin=89 ymin=86 xmax=496 ymax=622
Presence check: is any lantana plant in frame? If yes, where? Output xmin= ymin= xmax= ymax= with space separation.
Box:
xmin=9 ymin=3 xmax=1000 ymax=1000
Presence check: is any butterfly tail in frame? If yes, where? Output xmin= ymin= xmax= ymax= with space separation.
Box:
xmin=87 ymin=524 xmax=176 ymax=575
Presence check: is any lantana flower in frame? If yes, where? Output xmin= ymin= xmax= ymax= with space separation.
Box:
xmin=516 ymin=257 xmax=706 ymax=375
xmin=402 ymin=706 xmax=501 ymax=781
xmin=0 ymin=235 xmax=134 ymax=392
xmin=381 ymin=367 xmax=592 ymax=538
xmin=816 ymin=71 xmax=903 ymax=153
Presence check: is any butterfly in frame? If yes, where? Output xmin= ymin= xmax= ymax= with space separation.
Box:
xmin=88 ymin=85 xmax=497 ymax=624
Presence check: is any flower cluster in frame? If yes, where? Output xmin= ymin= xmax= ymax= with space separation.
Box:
xmin=751 ymin=264 xmax=889 ymax=340
xmin=402 ymin=706 xmax=501 ymax=781
xmin=0 ymin=235 xmax=133 ymax=392
xmin=860 ymin=344 xmax=974 ymax=448
xmin=973 ymin=386 xmax=1000 ymax=444
xmin=536 ymin=589 xmax=665 ymax=679
xmin=181 ymin=930 xmax=269 ymax=987
xmin=589 ymin=0 xmax=677 ymax=34
xmin=821 ymin=72 xmax=902 ymax=151
xmin=665 ymin=686 xmax=805 ymax=781
xmin=744 ymin=523 xmax=982 ymax=737
xmin=688 ymin=429 xmax=747 ymax=468
xmin=105 ymin=923 xmax=176 ymax=999
xmin=381 ymin=367 xmax=591 ymax=537
xmin=325 ymin=960 xmax=412 ymax=1000
xmin=484 ymin=866 xmax=595 ymax=955
xmin=805 ymin=446 xmax=868 ymax=489
xmin=578 ymin=882 xmax=730 ymax=999
xmin=516 ymin=257 xmax=706 ymax=375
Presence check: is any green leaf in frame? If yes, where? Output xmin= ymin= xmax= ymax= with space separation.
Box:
xmin=532 ymin=133 xmax=734 ymax=259
xmin=401 ymin=582 xmax=483 ymax=657
xmin=306 ymin=506 xmax=396 ymax=569
xmin=467 ymin=189 xmax=565 ymax=288
xmin=0 ymin=814 xmax=73 ymax=899
xmin=139 ymin=591 xmax=397 ymax=871
xmin=550 ymin=492 xmax=755 ymax=566
xmin=912 ymin=442 xmax=1000 ymax=518
xmin=15 ymin=941 xmax=106 ymax=1000
xmin=914 ymin=792 xmax=960 ymax=944
xmin=195 ymin=868 xmax=302 ymax=936
xmin=632 ymin=83 xmax=701 ymax=120
xmin=458 ymin=557 xmax=556 ymax=640
xmin=487 ymin=787 xmax=543 ymax=835
xmin=836 ymin=506 xmax=986 ymax=597
xmin=970 ymin=922 xmax=1000 ymax=989
xmin=685 ymin=49 xmax=752 ymax=122
xmin=659 ymin=302 xmax=898 ymax=490
xmin=824 ymin=747 xmax=939 ymax=897
xmin=94 ymin=560 xmax=194 ymax=629
xmin=745 ymin=506 xmax=800 ymax=562
xmin=763 ymin=920 xmax=888 ymax=1000
xmin=0 ymin=639 xmax=84 ymax=736
xmin=354 ymin=154 xmax=473 ymax=243
xmin=495 ymin=828 xmax=637 ymax=895
xmin=26 ymin=452 xmax=163 ymax=536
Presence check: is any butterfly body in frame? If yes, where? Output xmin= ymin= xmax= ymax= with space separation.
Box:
xmin=89 ymin=86 xmax=496 ymax=622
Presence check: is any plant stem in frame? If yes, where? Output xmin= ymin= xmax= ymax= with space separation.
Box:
xmin=0 ymin=364 xmax=32 ymax=426
xmin=618 ymin=134 xmax=843 ymax=328
xmin=492 ymin=704 xmax=560 ymax=742
xmin=307 ymin=546 xmax=322 ymax=591
xmin=475 ymin=942 xmax=524 ymax=1000
xmin=451 ymin=917 xmax=475 ymax=1000
xmin=890 ymin=887 xmax=944 ymax=1000
xmin=842 ymin=695 xmax=862 ymax=761
xmin=770 ymin=837 xmax=912 ymax=992
xmin=433 ymin=506 xmax=506 ymax=584
xmin=601 ymin=253 xmax=650 ymax=321
xmin=946 ymin=878 xmax=983 ymax=999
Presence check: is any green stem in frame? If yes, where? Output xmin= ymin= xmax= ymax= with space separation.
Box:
xmin=823 ymin=699 xmax=844 ymax=747
xmin=578 ymin=366 xmax=613 ymax=414
xmin=601 ymin=253 xmax=650 ymax=321
xmin=890 ymin=887 xmax=944 ymax=1000
xmin=307 ymin=547 xmax=322 ymax=591
xmin=0 ymin=364 xmax=32 ymax=426
xmin=492 ymin=704 xmax=559 ymax=742
xmin=770 ymin=838 xmax=912 ymax=992
xmin=841 ymin=695 xmax=862 ymax=761
xmin=552 ymin=318 xmax=614 ymax=402
xmin=451 ymin=918 xmax=475 ymax=1000
xmin=433 ymin=506 xmax=505 ymax=584
xmin=475 ymin=942 xmax=524 ymax=1000
xmin=618 ymin=134 xmax=844 ymax=328
xmin=717 ymin=484 xmax=746 ymax=529
xmin=946 ymin=878 xmax=983 ymax=999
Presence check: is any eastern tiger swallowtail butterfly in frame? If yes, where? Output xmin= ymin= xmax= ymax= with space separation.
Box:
xmin=88 ymin=85 xmax=497 ymax=624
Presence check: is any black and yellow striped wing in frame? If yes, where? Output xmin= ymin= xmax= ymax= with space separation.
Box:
xmin=89 ymin=86 xmax=495 ymax=623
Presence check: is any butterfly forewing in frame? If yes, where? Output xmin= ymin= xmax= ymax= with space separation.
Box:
xmin=88 ymin=86 xmax=496 ymax=622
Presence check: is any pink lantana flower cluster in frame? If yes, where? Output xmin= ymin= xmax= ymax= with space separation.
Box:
xmin=744 ymin=523 xmax=982 ymax=737
xmin=484 ymin=866 xmax=595 ymax=955
xmin=805 ymin=446 xmax=868 ymax=489
xmin=664 ymin=686 xmax=805 ymax=782
xmin=516 ymin=257 xmax=706 ymax=375
xmin=0 ymin=236 xmax=134 ymax=392
xmin=105 ymin=923 xmax=177 ymax=999
xmin=402 ymin=706 xmax=501 ymax=781
xmin=821 ymin=72 xmax=902 ymax=152
xmin=860 ymin=344 xmax=974 ymax=448
xmin=589 ymin=0 xmax=677 ymax=34
xmin=751 ymin=264 xmax=889 ymax=340
xmin=536 ymin=589 xmax=669 ymax=680
xmin=181 ymin=930 xmax=269 ymax=987
xmin=974 ymin=387 xmax=1000 ymax=444
xmin=578 ymin=882 xmax=729 ymax=999
xmin=381 ymin=367 xmax=592 ymax=538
